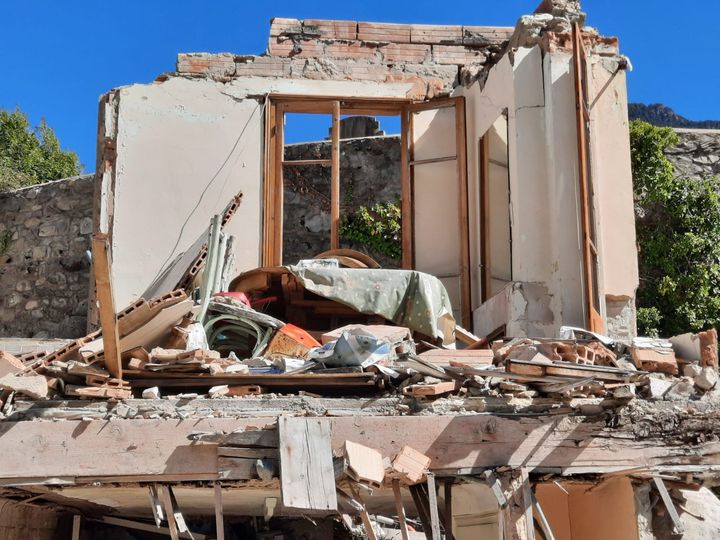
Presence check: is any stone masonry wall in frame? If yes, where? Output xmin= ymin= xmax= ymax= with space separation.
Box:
xmin=283 ymin=135 xmax=401 ymax=266
xmin=0 ymin=175 xmax=94 ymax=339
xmin=666 ymin=129 xmax=720 ymax=179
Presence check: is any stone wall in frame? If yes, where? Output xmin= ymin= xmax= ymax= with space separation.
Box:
xmin=666 ymin=129 xmax=720 ymax=179
xmin=283 ymin=135 xmax=401 ymax=266
xmin=0 ymin=175 xmax=94 ymax=339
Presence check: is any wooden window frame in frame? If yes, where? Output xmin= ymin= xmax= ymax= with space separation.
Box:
xmin=406 ymin=96 xmax=472 ymax=330
xmin=572 ymin=23 xmax=604 ymax=333
xmin=263 ymin=93 xmax=471 ymax=329
xmin=263 ymin=95 xmax=411 ymax=267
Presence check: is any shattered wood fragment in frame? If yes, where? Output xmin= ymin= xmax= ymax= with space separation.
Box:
xmin=344 ymin=440 xmax=385 ymax=487
xmin=92 ymin=233 xmax=123 ymax=379
xmin=279 ymin=417 xmax=337 ymax=511
xmin=403 ymin=380 xmax=462 ymax=397
xmin=392 ymin=445 xmax=431 ymax=485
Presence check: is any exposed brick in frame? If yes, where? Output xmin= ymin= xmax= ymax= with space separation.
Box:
xmin=410 ymin=24 xmax=463 ymax=45
xmin=382 ymin=43 xmax=430 ymax=64
xmin=462 ymin=25 xmax=514 ymax=45
xmin=268 ymin=37 xmax=324 ymax=58
xmin=432 ymin=45 xmax=487 ymax=65
xmin=303 ymin=19 xmax=357 ymax=40
xmin=270 ymin=17 xmax=302 ymax=37
xmin=343 ymin=62 xmax=392 ymax=82
xmin=176 ymin=53 xmax=235 ymax=77
xmin=383 ymin=72 xmax=428 ymax=100
xmin=358 ymin=22 xmax=411 ymax=43
xmin=235 ymin=56 xmax=292 ymax=78
xmin=325 ymin=41 xmax=380 ymax=61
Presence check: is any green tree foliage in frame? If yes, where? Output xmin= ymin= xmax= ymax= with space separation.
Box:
xmin=0 ymin=108 xmax=81 ymax=192
xmin=340 ymin=201 xmax=402 ymax=260
xmin=631 ymin=120 xmax=720 ymax=336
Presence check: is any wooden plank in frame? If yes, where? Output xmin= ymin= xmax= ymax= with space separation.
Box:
xmin=71 ymin=515 xmax=81 ymax=540
xmin=345 ymin=440 xmax=385 ymax=486
xmin=479 ymin=134 xmax=491 ymax=302
xmin=443 ymin=479 xmax=454 ymax=540
xmin=91 ymin=233 xmax=122 ymax=379
xmin=331 ymin=100 xmax=341 ymax=250
xmin=403 ymin=380 xmax=462 ymax=397
xmin=159 ymin=485 xmax=180 ymax=540
xmin=653 ymin=476 xmax=685 ymax=534
xmin=214 ymin=482 xmax=225 ymax=540
xmin=400 ymin=106 xmax=412 ymax=269
xmin=273 ymin=103 xmax=284 ymax=265
xmin=392 ymin=479 xmax=410 ymax=540
xmin=427 ymin=472 xmax=442 ymax=540
xmin=572 ymin=23 xmax=603 ymax=333
xmin=409 ymin=484 xmax=433 ymax=540
xmin=217 ymin=457 xmax=264 ymax=480
xmin=95 ymin=516 xmax=204 ymax=540
xmin=418 ymin=348 xmax=494 ymax=368
xmin=282 ymin=159 xmax=332 ymax=167
xmin=279 ymin=417 xmax=337 ymax=512
xmin=409 ymin=155 xmax=456 ymax=167
xmin=520 ymin=468 xmax=536 ymax=540
xmin=217 ymin=447 xmax=279 ymax=459
xmin=1 ymin=413 xmax=720 ymax=483
xmin=454 ymin=96 xmax=472 ymax=331
xmin=262 ymin=99 xmax=276 ymax=267
xmin=218 ymin=430 xmax=279 ymax=448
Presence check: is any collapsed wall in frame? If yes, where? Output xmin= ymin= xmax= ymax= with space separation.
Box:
xmin=0 ymin=175 xmax=93 ymax=339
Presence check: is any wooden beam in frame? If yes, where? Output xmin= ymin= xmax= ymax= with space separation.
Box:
xmin=653 ymin=476 xmax=685 ymax=534
xmin=94 ymin=515 xmax=204 ymax=540
xmin=273 ymin=103 xmax=285 ymax=265
xmin=159 ymin=485 xmax=180 ymax=540
xmin=262 ymin=99 xmax=277 ymax=267
xmin=454 ymin=96 xmax=472 ymax=331
xmin=71 ymin=515 xmax=81 ymax=540
xmin=331 ymin=100 xmax=341 ymax=250
xmin=214 ymin=482 xmax=225 ymax=540
xmin=443 ymin=479 xmax=454 ymax=540
xmin=0 ymin=411 xmax=719 ymax=484
xmin=427 ymin=472 xmax=442 ymax=540
xmin=571 ymin=22 xmax=603 ymax=333
xmin=520 ymin=469 xmax=536 ymax=540
xmin=282 ymin=159 xmax=332 ymax=167
xmin=479 ymin=134 xmax=491 ymax=302
xmin=392 ymin=479 xmax=410 ymax=540
xmin=91 ymin=233 xmax=122 ymax=379
xmin=400 ymin=107 xmax=412 ymax=269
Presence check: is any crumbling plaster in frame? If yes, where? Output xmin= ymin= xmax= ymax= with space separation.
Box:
xmin=459 ymin=20 xmax=638 ymax=338
xmin=106 ymin=77 xmax=264 ymax=308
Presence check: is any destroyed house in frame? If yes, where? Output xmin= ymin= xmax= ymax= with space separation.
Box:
xmin=0 ymin=1 xmax=718 ymax=539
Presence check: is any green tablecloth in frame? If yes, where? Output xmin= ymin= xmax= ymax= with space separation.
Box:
xmin=288 ymin=266 xmax=456 ymax=344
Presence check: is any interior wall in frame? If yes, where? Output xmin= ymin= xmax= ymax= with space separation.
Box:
xmin=542 ymin=50 xmax=586 ymax=330
xmin=487 ymin=114 xmax=512 ymax=296
xmin=588 ymin=56 xmax=639 ymax=337
xmin=446 ymin=483 xmax=501 ymax=540
xmin=412 ymin=106 xmax=463 ymax=322
xmin=106 ymin=77 xmax=264 ymax=308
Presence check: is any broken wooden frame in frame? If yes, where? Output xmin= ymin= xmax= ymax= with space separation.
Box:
xmin=263 ymin=94 xmax=472 ymax=329
xmin=572 ymin=23 xmax=603 ymax=333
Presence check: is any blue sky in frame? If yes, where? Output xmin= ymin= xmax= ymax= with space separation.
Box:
xmin=1 ymin=0 xmax=718 ymax=172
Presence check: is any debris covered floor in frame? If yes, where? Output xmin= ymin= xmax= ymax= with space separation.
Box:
xmin=1 ymin=1 xmax=720 ymax=539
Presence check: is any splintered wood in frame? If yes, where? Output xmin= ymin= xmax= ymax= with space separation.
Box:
xmin=279 ymin=417 xmax=337 ymax=512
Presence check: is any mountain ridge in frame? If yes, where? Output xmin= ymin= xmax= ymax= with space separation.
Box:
xmin=629 ymin=103 xmax=720 ymax=130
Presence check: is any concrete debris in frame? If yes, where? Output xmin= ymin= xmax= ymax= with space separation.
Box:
xmin=695 ymin=366 xmax=718 ymax=391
